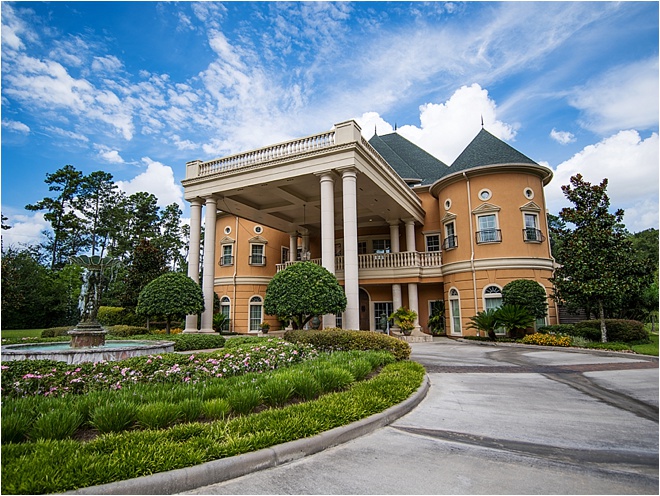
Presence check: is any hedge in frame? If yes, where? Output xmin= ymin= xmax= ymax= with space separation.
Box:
xmin=574 ymin=319 xmax=649 ymax=343
xmin=283 ymin=329 xmax=410 ymax=361
xmin=97 ymin=306 xmax=144 ymax=327
xmin=123 ymin=333 xmax=226 ymax=352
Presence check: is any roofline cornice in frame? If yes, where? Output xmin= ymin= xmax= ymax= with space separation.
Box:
xmin=429 ymin=163 xmax=554 ymax=198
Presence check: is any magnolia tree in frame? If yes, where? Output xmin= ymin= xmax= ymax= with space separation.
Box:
xmin=502 ymin=279 xmax=548 ymax=321
xmin=137 ymin=272 xmax=204 ymax=334
xmin=264 ymin=262 xmax=347 ymax=329
xmin=550 ymin=174 xmax=646 ymax=342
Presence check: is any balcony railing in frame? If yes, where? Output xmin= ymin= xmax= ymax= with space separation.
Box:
xmin=276 ymin=251 xmax=442 ymax=273
xmin=476 ymin=229 xmax=502 ymax=244
xmin=443 ymin=235 xmax=458 ymax=250
xmin=198 ymin=131 xmax=336 ymax=177
xmin=523 ymin=228 xmax=545 ymax=243
xmin=249 ymin=255 xmax=267 ymax=266
xmin=220 ymin=255 xmax=234 ymax=266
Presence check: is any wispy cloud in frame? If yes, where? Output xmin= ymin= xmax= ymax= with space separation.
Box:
xmin=2 ymin=119 xmax=30 ymax=134
xmin=550 ymin=129 xmax=576 ymax=145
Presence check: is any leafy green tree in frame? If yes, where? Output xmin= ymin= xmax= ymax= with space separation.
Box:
xmin=78 ymin=171 xmax=119 ymax=257
xmin=550 ymin=174 xmax=647 ymax=342
xmin=120 ymin=238 xmax=168 ymax=309
xmin=547 ymin=213 xmax=567 ymax=262
xmin=136 ymin=272 xmax=204 ymax=334
xmin=263 ymin=262 xmax=347 ymax=329
xmin=154 ymin=203 xmax=186 ymax=271
xmin=494 ymin=304 xmax=535 ymax=339
xmin=25 ymin=165 xmax=87 ymax=269
xmin=502 ymin=279 xmax=548 ymax=321
xmin=467 ymin=308 xmax=499 ymax=341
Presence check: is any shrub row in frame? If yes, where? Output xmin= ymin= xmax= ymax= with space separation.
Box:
xmin=1 ymin=360 xmax=424 ymax=494
xmin=520 ymin=333 xmax=573 ymax=347
xmin=122 ymin=333 xmax=226 ymax=352
xmin=537 ymin=320 xmax=648 ymax=343
xmin=284 ymin=329 xmax=411 ymax=361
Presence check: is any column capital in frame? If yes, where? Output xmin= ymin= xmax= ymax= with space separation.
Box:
xmin=339 ymin=167 xmax=358 ymax=178
xmin=387 ymin=219 xmax=401 ymax=226
xmin=315 ymin=170 xmax=337 ymax=182
xmin=188 ymin=197 xmax=204 ymax=206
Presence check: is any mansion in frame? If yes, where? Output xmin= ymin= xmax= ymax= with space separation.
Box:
xmin=181 ymin=120 xmax=558 ymax=336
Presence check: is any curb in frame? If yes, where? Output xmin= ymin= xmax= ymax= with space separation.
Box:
xmin=67 ymin=375 xmax=431 ymax=495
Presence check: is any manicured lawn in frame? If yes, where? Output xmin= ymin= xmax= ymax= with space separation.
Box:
xmin=631 ymin=333 xmax=659 ymax=356
xmin=1 ymin=329 xmax=44 ymax=339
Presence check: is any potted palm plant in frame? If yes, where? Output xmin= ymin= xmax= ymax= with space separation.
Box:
xmin=390 ymin=307 xmax=417 ymax=336
xmin=259 ymin=321 xmax=271 ymax=334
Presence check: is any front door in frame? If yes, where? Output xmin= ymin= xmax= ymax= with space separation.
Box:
xmin=359 ymin=288 xmax=370 ymax=331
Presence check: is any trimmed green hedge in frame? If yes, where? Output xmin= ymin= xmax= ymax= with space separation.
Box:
xmin=40 ymin=327 xmax=74 ymax=338
xmin=574 ymin=319 xmax=649 ymax=343
xmin=537 ymin=324 xmax=576 ymax=335
xmin=106 ymin=325 xmax=149 ymax=337
xmin=284 ymin=328 xmax=410 ymax=361
xmin=124 ymin=333 xmax=226 ymax=351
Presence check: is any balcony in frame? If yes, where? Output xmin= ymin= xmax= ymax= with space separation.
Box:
xmin=276 ymin=251 xmax=442 ymax=279
xmin=220 ymin=255 xmax=234 ymax=266
xmin=443 ymin=235 xmax=458 ymax=250
xmin=476 ymin=229 xmax=502 ymax=244
xmin=523 ymin=228 xmax=545 ymax=243
xmin=249 ymin=255 xmax=267 ymax=266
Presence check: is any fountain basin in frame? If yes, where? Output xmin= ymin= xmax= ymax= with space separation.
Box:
xmin=1 ymin=340 xmax=175 ymax=364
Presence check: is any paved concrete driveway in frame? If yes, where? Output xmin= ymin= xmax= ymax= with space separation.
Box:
xmin=183 ymin=339 xmax=658 ymax=495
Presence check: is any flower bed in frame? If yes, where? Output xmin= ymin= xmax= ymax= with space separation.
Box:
xmin=1 ymin=339 xmax=318 ymax=398
xmin=520 ymin=333 xmax=573 ymax=347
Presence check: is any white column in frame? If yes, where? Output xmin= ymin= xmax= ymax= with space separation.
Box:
xmin=342 ymin=169 xmax=359 ymax=330
xmin=319 ymin=173 xmax=337 ymax=328
xmin=289 ymin=233 xmax=297 ymax=262
xmin=184 ymin=199 xmax=203 ymax=333
xmin=200 ymin=197 xmax=217 ymax=333
xmin=405 ymin=219 xmax=416 ymax=252
xmin=389 ymin=220 xmax=402 ymax=312
xmin=408 ymin=282 xmax=424 ymax=335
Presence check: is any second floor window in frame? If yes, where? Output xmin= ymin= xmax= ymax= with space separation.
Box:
xmin=444 ymin=222 xmax=457 ymax=250
xmin=250 ymin=244 xmax=266 ymax=265
xmin=372 ymin=239 xmax=391 ymax=254
xmin=477 ymin=214 xmax=501 ymax=243
xmin=425 ymin=234 xmax=440 ymax=252
xmin=523 ymin=213 xmax=543 ymax=242
xmin=221 ymin=245 xmax=233 ymax=266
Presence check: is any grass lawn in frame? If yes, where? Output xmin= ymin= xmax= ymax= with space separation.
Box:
xmin=1 ymin=329 xmax=44 ymax=339
xmin=631 ymin=332 xmax=659 ymax=356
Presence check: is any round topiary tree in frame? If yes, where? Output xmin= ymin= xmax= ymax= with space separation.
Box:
xmin=136 ymin=272 xmax=204 ymax=334
xmin=502 ymin=279 xmax=548 ymax=321
xmin=264 ymin=261 xmax=347 ymax=330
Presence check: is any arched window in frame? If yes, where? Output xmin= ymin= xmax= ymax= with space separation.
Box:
xmin=220 ymin=296 xmax=231 ymax=332
xmin=449 ymin=288 xmax=461 ymax=335
xmin=249 ymin=296 xmax=263 ymax=332
xmin=483 ymin=285 xmax=504 ymax=335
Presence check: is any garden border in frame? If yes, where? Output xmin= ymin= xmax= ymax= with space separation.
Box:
xmin=66 ymin=374 xmax=430 ymax=495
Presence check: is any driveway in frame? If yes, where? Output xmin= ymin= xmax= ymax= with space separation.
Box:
xmin=182 ymin=339 xmax=658 ymax=495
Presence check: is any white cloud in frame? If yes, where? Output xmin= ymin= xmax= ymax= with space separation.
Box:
xmin=550 ymin=129 xmax=576 ymax=145
xmin=546 ymin=130 xmax=659 ymax=232
xmin=91 ymin=55 xmax=122 ymax=73
xmin=569 ymin=57 xmax=659 ymax=135
xmin=2 ymin=119 xmax=30 ymax=134
xmin=94 ymin=145 xmax=125 ymax=164
xmin=115 ymin=158 xmax=185 ymax=210
xmin=45 ymin=126 xmax=89 ymax=142
xmin=0 ymin=210 xmax=50 ymax=248
xmin=356 ymin=112 xmax=394 ymax=139
xmin=358 ymin=84 xmax=517 ymax=165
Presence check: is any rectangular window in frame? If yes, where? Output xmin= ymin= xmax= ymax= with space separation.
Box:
xmin=221 ymin=245 xmax=234 ymax=266
xmin=477 ymin=214 xmax=500 ymax=243
xmin=425 ymin=234 xmax=440 ymax=252
xmin=444 ymin=222 xmax=457 ymax=249
xmin=450 ymin=299 xmax=461 ymax=334
xmin=250 ymin=244 xmax=265 ymax=265
xmin=374 ymin=302 xmax=394 ymax=331
xmin=372 ymin=239 xmax=391 ymax=254
xmin=281 ymin=247 xmax=289 ymax=264
xmin=357 ymin=241 xmax=368 ymax=255
xmin=524 ymin=213 xmax=541 ymax=242
xmin=249 ymin=305 xmax=262 ymax=331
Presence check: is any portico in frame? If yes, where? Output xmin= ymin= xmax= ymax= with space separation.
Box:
xmin=182 ymin=120 xmax=427 ymax=333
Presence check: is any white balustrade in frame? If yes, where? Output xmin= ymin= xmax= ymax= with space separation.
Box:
xmin=276 ymin=252 xmax=441 ymax=273
xmin=197 ymin=131 xmax=336 ymax=177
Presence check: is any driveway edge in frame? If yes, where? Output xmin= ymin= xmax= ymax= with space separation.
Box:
xmin=67 ymin=374 xmax=431 ymax=495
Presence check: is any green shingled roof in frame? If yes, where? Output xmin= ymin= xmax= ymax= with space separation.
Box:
xmin=450 ymin=128 xmax=539 ymax=172
xmin=368 ymin=132 xmax=449 ymax=185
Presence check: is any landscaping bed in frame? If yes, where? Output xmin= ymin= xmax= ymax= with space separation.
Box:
xmin=1 ymin=335 xmax=423 ymax=494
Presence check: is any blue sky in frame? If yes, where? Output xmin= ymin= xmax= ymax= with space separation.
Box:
xmin=2 ymin=1 xmax=658 ymax=248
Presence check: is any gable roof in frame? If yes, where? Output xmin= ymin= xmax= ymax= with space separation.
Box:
xmin=369 ymin=132 xmax=449 ymax=186
xmin=450 ymin=128 xmax=538 ymax=172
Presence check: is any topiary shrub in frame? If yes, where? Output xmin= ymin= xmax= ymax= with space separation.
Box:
xmin=502 ymin=279 xmax=548 ymax=320
xmin=283 ymin=329 xmax=410 ymax=361
xmin=40 ymin=327 xmax=74 ymax=338
xmin=106 ymin=325 xmax=150 ymax=338
xmin=574 ymin=319 xmax=649 ymax=343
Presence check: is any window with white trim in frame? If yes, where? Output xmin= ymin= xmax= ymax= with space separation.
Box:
xmin=249 ymin=296 xmax=263 ymax=332
xmin=449 ymin=288 xmax=461 ymax=335
xmin=374 ymin=302 xmax=393 ymax=331
xmin=249 ymin=244 xmax=266 ymax=265
xmin=425 ymin=234 xmax=440 ymax=252
xmin=476 ymin=214 xmax=501 ymax=243
xmin=523 ymin=213 xmax=542 ymax=242
xmin=221 ymin=244 xmax=233 ymax=266
xmin=281 ymin=247 xmax=289 ymax=264
xmin=220 ymin=296 xmax=231 ymax=332
xmin=483 ymin=285 xmax=504 ymax=335
xmin=444 ymin=221 xmax=457 ymax=250
xmin=372 ymin=239 xmax=391 ymax=254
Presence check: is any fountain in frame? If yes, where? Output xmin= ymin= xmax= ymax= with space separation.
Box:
xmin=1 ymin=255 xmax=174 ymax=364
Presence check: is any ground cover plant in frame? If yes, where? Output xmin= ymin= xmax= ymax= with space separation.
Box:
xmin=1 ymin=340 xmax=424 ymax=495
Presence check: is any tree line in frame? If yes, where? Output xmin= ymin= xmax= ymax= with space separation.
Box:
xmin=2 ymin=165 xmax=192 ymax=329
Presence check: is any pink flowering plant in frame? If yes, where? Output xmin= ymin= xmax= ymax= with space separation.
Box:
xmin=1 ymin=339 xmax=318 ymax=399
